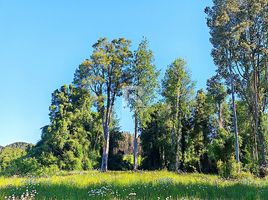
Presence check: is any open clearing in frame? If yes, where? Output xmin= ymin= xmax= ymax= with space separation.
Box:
xmin=0 ymin=171 xmax=267 ymax=199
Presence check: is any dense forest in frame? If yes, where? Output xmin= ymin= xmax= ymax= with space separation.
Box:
xmin=0 ymin=0 xmax=268 ymax=179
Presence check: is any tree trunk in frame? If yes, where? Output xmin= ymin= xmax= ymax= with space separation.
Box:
xmin=133 ymin=113 xmax=138 ymax=171
xmin=171 ymin=112 xmax=177 ymax=171
xmin=229 ymin=66 xmax=240 ymax=164
xmin=253 ymin=68 xmax=267 ymax=169
xmin=101 ymin=122 xmax=110 ymax=171
xmin=258 ymin=113 xmax=267 ymax=168
xmin=218 ymin=102 xmax=223 ymax=128
xmin=162 ymin=147 xmax=166 ymax=168
xmin=175 ymin=129 xmax=182 ymax=172
xmin=253 ymin=126 xmax=259 ymax=162
xmin=175 ymin=107 xmax=182 ymax=172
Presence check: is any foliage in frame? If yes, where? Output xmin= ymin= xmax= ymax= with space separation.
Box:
xmin=217 ymin=156 xmax=240 ymax=179
xmin=126 ymin=38 xmax=159 ymax=170
xmin=206 ymin=0 xmax=268 ymax=172
xmin=1 ymin=34 xmax=268 ymax=179
xmin=108 ymin=120 xmax=132 ymax=171
xmin=189 ymin=90 xmax=212 ymax=173
xmin=30 ymin=84 xmax=102 ymax=171
xmin=140 ymin=103 xmax=172 ymax=170
xmin=161 ymin=58 xmax=195 ymax=171
xmin=0 ymin=147 xmax=26 ymax=173
xmin=127 ymin=38 xmax=159 ymax=119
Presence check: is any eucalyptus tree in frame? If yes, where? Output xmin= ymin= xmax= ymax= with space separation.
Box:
xmin=205 ymin=0 xmax=241 ymax=164
xmin=162 ymin=59 xmax=195 ymax=171
xmin=206 ymin=0 xmax=268 ymax=170
xmin=74 ymin=38 xmax=133 ymax=171
xmin=232 ymin=1 xmax=268 ymax=170
xmin=125 ymin=38 xmax=159 ymax=170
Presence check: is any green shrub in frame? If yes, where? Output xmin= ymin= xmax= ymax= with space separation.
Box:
xmin=62 ymin=151 xmax=83 ymax=170
xmin=4 ymin=157 xmax=41 ymax=176
xmin=0 ymin=147 xmax=26 ymax=173
xmin=88 ymin=151 xmax=101 ymax=169
xmin=217 ymin=156 xmax=241 ymax=178
xmin=38 ymin=164 xmax=60 ymax=176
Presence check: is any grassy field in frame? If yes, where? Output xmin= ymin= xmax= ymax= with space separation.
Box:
xmin=0 ymin=171 xmax=268 ymax=200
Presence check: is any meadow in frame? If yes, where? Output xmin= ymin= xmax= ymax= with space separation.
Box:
xmin=0 ymin=171 xmax=268 ymax=200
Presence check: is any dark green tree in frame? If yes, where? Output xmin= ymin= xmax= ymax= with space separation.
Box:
xmin=191 ymin=90 xmax=212 ymax=173
xmin=162 ymin=59 xmax=195 ymax=171
xmin=140 ymin=103 xmax=172 ymax=170
xmin=32 ymin=85 xmax=101 ymax=170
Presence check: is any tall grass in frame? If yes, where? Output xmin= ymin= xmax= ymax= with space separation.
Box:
xmin=0 ymin=171 xmax=268 ymax=199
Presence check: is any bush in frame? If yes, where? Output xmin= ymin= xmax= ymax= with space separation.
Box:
xmin=62 ymin=151 xmax=83 ymax=170
xmin=123 ymin=154 xmax=134 ymax=164
xmin=0 ymin=147 xmax=26 ymax=173
xmin=88 ymin=151 xmax=101 ymax=169
xmin=38 ymin=164 xmax=60 ymax=176
xmin=4 ymin=157 xmax=61 ymax=177
xmin=4 ymin=157 xmax=41 ymax=176
xmin=217 ymin=156 xmax=241 ymax=178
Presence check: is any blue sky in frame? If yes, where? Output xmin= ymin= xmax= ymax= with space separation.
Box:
xmin=0 ymin=0 xmax=214 ymax=146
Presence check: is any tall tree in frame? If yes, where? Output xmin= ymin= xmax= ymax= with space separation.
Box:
xmin=206 ymin=0 xmax=268 ymax=170
xmin=74 ymin=38 xmax=132 ymax=171
xmin=162 ymin=59 xmax=195 ymax=171
xmin=126 ymin=38 xmax=159 ymax=170
xmin=205 ymin=0 xmax=241 ymax=166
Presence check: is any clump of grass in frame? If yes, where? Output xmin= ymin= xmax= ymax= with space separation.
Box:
xmin=0 ymin=171 xmax=267 ymax=199
xmin=3 ymin=179 xmax=38 ymax=200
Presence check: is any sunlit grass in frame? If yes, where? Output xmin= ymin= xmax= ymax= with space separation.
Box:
xmin=0 ymin=171 xmax=268 ymax=199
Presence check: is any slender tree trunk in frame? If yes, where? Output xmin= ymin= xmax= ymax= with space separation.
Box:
xmin=175 ymin=135 xmax=180 ymax=171
xmin=162 ymin=147 xmax=166 ymax=168
xmin=229 ymin=66 xmax=240 ymax=164
xmin=133 ymin=113 xmax=139 ymax=171
xmin=175 ymin=105 xmax=182 ymax=172
xmin=181 ymin=129 xmax=186 ymax=171
xmin=175 ymin=127 xmax=182 ymax=172
xmin=218 ymin=103 xmax=223 ymax=128
xmin=253 ymin=68 xmax=267 ymax=169
xmin=171 ymin=110 xmax=177 ymax=171
xmin=101 ymin=122 xmax=110 ymax=171
xmin=258 ymin=112 xmax=267 ymax=168
xmin=253 ymin=125 xmax=259 ymax=162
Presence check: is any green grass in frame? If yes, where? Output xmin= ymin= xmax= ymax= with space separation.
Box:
xmin=0 ymin=171 xmax=268 ymax=199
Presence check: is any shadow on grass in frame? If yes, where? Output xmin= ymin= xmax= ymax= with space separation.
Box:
xmin=0 ymin=181 xmax=267 ymax=200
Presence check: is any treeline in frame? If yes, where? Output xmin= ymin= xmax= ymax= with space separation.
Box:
xmin=0 ymin=0 xmax=268 ymax=178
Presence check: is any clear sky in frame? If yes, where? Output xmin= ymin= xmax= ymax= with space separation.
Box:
xmin=0 ymin=0 xmax=214 ymax=146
